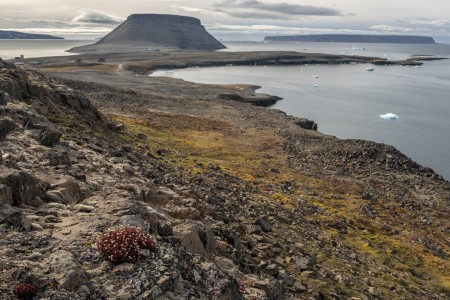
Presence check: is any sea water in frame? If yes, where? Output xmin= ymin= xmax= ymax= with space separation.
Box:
xmin=0 ymin=40 xmax=92 ymax=59
xmin=1 ymin=40 xmax=448 ymax=180
xmin=152 ymin=42 xmax=450 ymax=180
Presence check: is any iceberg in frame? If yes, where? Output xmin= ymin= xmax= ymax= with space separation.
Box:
xmin=379 ymin=113 xmax=399 ymax=120
xmin=312 ymin=75 xmax=319 ymax=78
xmin=366 ymin=67 xmax=375 ymax=72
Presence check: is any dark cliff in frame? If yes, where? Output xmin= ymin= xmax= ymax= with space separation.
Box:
xmin=264 ymin=34 xmax=436 ymax=44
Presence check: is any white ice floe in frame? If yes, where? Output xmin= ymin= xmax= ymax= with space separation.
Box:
xmin=366 ymin=67 xmax=375 ymax=72
xmin=313 ymin=84 xmax=319 ymax=88
xmin=379 ymin=113 xmax=399 ymax=120
xmin=312 ymin=75 xmax=319 ymax=78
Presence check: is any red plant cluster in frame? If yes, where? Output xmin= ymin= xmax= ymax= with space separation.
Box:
xmin=96 ymin=225 xmax=156 ymax=263
xmin=12 ymin=282 xmax=38 ymax=299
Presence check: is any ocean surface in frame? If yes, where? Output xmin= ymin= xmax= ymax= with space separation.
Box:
xmin=0 ymin=40 xmax=92 ymax=59
xmin=0 ymin=39 xmax=449 ymax=180
xmin=153 ymin=41 xmax=450 ymax=180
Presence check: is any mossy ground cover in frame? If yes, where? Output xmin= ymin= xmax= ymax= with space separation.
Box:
xmin=107 ymin=111 xmax=450 ymax=297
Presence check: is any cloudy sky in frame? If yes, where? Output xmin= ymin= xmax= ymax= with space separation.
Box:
xmin=1 ymin=0 xmax=450 ymax=42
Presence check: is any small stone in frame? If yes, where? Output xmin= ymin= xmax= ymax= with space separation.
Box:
xmin=158 ymin=220 xmax=173 ymax=236
xmin=112 ymin=263 xmax=135 ymax=275
xmin=74 ymin=204 xmax=95 ymax=213
xmin=293 ymin=282 xmax=307 ymax=293
xmin=265 ymin=264 xmax=279 ymax=277
xmin=254 ymin=216 xmax=272 ymax=232
xmin=31 ymin=223 xmax=44 ymax=231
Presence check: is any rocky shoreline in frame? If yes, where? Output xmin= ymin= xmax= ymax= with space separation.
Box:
xmin=1 ymin=52 xmax=450 ymax=300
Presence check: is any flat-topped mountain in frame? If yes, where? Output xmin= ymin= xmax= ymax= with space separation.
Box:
xmin=70 ymin=14 xmax=225 ymax=53
xmin=0 ymin=30 xmax=63 ymax=40
xmin=264 ymin=34 xmax=436 ymax=44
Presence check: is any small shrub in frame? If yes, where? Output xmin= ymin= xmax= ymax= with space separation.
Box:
xmin=96 ymin=225 xmax=156 ymax=263
xmin=12 ymin=282 xmax=38 ymax=299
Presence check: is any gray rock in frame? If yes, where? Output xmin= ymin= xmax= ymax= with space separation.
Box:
xmin=0 ymin=211 xmax=31 ymax=231
xmin=265 ymin=264 xmax=279 ymax=277
xmin=254 ymin=278 xmax=284 ymax=300
xmin=158 ymin=220 xmax=173 ymax=236
xmin=74 ymin=204 xmax=95 ymax=213
xmin=173 ymin=223 xmax=205 ymax=255
xmin=254 ymin=216 xmax=272 ymax=232
xmin=38 ymin=124 xmax=62 ymax=147
xmin=44 ymin=190 xmax=65 ymax=203
xmin=46 ymin=250 xmax=87 ymax=291
xmin=0 ymin=184 xmax=13 ymax=206
xmin=0 ymin=117 xmax=16 ymax=141
xmin=46 ymin=177 xmax=83 ymax=204
xmin=298 ymin=256 xmax=315 ymax=271
xmin=0 ymin=92 xmax=7 ymax=105
xmin=294 ymin=118 xmax=318 ymax=131
xmin=0 ymin=167 xmax=44 ymax=206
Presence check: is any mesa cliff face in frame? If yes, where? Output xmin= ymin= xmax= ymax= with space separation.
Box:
xmin=71 ymin=14 xmax=225 ymax=52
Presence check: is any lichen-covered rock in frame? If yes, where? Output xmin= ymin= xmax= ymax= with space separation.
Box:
xmin=0 ymin=211 xmax=31 ymax=231
xmin=0 ymin=166 xmax=44 ymax=206
xmin=37 ymin=124 xmax=62 ymax=147
xmin=173 ymin=222 xmax=216 ymax=255
xmin=45 ymin=250 xmax=88 ymax=291
xmin=45 ymin=177 xmax=83 ymax=204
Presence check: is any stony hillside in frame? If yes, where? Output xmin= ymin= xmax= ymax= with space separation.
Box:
xmin=1 ymin=57 xmax=449 ymax=299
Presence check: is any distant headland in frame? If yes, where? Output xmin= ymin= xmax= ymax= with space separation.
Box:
xmin=70 ymin=14 xmax=225 ymax=53
xmin=0 ymin=30 xmax=63 ymax=40
xmin=264 ymin=34 xmax=436 ymax=44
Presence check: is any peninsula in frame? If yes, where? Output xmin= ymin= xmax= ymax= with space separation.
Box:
xmin=264 ymin=34 xmax=436 ymax=44
xmin=0 ymin=30 xmax=63 ymax=39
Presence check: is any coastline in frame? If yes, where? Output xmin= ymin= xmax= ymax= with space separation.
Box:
xmin=2 ymin=51 xmax=449 ymax=298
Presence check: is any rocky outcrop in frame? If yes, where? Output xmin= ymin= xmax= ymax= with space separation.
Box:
xmin=70 ymin=14 xmax=225 ymax=53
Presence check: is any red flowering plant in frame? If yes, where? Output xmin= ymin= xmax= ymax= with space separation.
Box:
xmin=96 ymin=225 xmax=156 ymax=263
xmin=12 ymin=282 xmax=38 ymax=299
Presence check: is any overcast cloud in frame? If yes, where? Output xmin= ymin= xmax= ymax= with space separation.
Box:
xmin=212 ymin=0 xmax=341 ymax=19
xmin=0 ymin=0 xmax=449 ymax=42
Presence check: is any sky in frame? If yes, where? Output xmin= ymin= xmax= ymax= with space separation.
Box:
xmin=1 ymin=0 xmax=450 ymax=43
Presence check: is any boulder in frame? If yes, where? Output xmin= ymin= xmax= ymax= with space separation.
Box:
xmin=295 ymin=118 xmax=318 ymax=131
xmin=0 ymin=184 xmax=13 ymax=206
xmin=45 ymin=250 xmax=87 ymax=291
xmin=37 ymin=124 xmax=62 ymax=147
xmin=0 ymin=211 xmax=31 ymax=231
xmin=0 ymin=167 xmax=44 ymax=206
xmin=173 ymin=223 xmax=205 ymax=255
xmin=254 ymin=277 xmax=284 ymax=300
xmin=0 ymin=117 xmax=16 ymax=141
xmin=173 ymin=222 xmax=216 ymax=255
xmin=45 ymin=177 xmax=83 ymax=204
xmin=254 ymin=216 xmax=272 ymax=232
xmin=0 ymin=92 xmax=8 ymax=105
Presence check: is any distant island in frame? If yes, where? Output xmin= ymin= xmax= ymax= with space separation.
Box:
xmin=0 ymin=30 xmax=63 ymax=40
xmin=264 ymin=34 xmax=436 ymax=44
